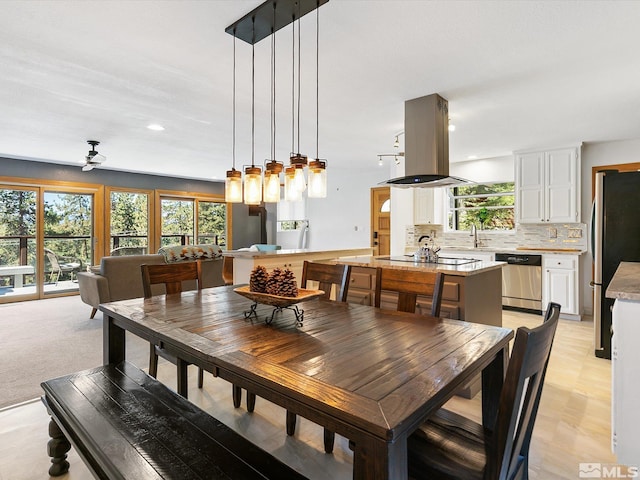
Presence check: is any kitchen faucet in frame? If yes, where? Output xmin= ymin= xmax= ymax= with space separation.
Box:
xmin=470 ymin=224 xmax=478 ymax=248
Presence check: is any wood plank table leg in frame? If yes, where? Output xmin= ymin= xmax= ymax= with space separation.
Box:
xmin=352 ymin=435 xmax=407 ymax=480
xmin=102 ymin=315 xmax=125 ymax=365
xmin=177 ymin=358 xmax=188 ymax=398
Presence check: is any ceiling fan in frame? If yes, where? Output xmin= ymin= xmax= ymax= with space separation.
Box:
xmin=82 ymin=140 xmax=106 ymax=172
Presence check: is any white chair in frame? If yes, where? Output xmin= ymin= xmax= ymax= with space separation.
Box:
xmin=45 ymin=249 xmax=81 ymax=284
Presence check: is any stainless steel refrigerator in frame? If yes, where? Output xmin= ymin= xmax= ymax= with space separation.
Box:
xmin=591 ymin=170 xmax=640 ymax=359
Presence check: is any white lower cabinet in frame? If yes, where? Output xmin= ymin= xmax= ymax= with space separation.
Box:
xmin=542 ymin=254 xmax=580 ymax=318
xmin=611 ymin=299 xmax=640 ymax=465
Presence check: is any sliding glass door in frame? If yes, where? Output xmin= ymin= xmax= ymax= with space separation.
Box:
xmin=0 ymin=187 xmax=37 ymax=300
xmin=43 ymin=190 xmax=94 ymax=295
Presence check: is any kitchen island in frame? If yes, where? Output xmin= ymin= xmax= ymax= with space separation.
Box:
xmin=606 ymin=262 xmax=640 ymax=466
xmin=334 ymin=255 xmax=505 ymax=327
xmin=226 ymin=247 xmax=373 ymax=285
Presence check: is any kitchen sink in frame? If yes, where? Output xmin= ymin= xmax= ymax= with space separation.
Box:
xmin=378 ymin=255 xmax=481 ymax=266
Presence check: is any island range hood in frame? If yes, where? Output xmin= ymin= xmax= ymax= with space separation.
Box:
xmin=382 ymin=93 xmax=469 ymax=187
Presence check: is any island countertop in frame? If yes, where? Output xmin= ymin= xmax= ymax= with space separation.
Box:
xmin=606 ymin=262 xmax=640 ymax=301
xmin=226 ymin=247 xmax=374 ymax=285
xmin=333 ymin=255 xmax=505 ymax=277
xmin=224 ymin=247 xmax=373 ymax=259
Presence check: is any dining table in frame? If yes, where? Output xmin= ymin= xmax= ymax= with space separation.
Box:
xmin=100 ymin=285 xmax=513 ymax=480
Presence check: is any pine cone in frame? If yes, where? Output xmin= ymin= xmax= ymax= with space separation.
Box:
xmin=277 ymin=268 xmax=298 ymax=297
xmin=265 ymin=267 xmax=284 ymax=295
xmin=250 ymin=265 xmax=269 ymax=293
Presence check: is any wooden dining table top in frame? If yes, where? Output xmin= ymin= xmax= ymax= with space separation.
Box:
xmin=100 ymin=285 xmax=514 ymax=479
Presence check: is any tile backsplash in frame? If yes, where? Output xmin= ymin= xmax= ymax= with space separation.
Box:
xmin=407 ymin=223 xmax=588 ymax=251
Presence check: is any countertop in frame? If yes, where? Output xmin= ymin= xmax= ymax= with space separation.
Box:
xmin=606 ymin=262 xmax=640 ymax=301
xmin=224 ymin=247 xmax=373 ymax=259
xmin=334 ymin=255 xmax=505 ymax=277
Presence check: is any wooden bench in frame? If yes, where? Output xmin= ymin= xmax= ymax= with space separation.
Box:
xmin=41 ymin=361 xmax=308 ymax=479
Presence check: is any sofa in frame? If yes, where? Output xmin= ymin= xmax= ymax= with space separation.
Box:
xmin=78 ymin=245 xmax=225 ymax=319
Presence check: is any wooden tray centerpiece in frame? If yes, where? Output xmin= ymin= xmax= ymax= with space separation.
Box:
xmin=234 ymin=265 xmax=323 ymax=326
xmin=234 ymin=286 xmax=324 ymax=308
xmin=234 ymin=286 xmax=324 ymax=326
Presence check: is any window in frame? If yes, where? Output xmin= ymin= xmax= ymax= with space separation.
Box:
xmin=158 ymin=195 xmax=227 ymax=248
xmin=160 ymin=198 xmax=195 ymax=247
xmin=197 ymin=201 xmax=227 ymax=247
xmin=109 ymin=191 xmax=150 ymax=255
xmin=447 ymin=182 xmax=515 ymax=231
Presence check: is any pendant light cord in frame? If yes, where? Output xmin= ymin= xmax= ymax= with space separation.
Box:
xmin=232 ymin=32 xmax=236 ymax=169
xmin=316 ymin=1 xmax=319 ymax=159
xmin=297 ymin=4 xmax=301 ymax=155
xmin=291 ymin=15 xmax=295 ymax=155
xmin=271 ymin=5 xmax=276 ymax=161
xmin=251 ymin=18 xmax=255 ymax=167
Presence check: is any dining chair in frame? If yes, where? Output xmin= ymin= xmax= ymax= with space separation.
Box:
xmin=406 ymin=301 xmax=561 ymax=480
xmin=281 ymin=261 xmax=352 ymax=453
xmin=374 ymin=267 xmax=445 ymax=316
xmin=141 ymin=261 xmax=205 ymax=397
xmin=222 ymin=256 xmax=234 ymax=285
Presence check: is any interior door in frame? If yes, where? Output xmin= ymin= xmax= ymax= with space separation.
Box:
xmin=371 ymin=187 xmax=391 ymax=256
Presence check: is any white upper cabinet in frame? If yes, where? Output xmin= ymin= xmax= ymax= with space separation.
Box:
xmin=515 ymin=146 xmax=581 ymax=224
xmin=413 ymin=187 xmax=444 ymax=225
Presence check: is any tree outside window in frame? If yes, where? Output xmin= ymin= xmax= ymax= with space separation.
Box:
xmin=448 ymin=182 xmax=515 ymax=231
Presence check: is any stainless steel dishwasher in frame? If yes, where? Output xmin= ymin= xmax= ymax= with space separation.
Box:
xmin=495 ymin=253 xmax=542 ymax=313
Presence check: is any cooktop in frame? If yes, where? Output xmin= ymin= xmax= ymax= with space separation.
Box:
xmin=379 ymin=256 xmax=480 ymax=266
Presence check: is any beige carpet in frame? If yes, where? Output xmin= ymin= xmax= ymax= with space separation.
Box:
xmin=0 ymin=296 xmax=149 ymax=409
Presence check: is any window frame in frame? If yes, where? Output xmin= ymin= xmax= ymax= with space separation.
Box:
xmin=446 ymin=181 xmax=516 ymax=232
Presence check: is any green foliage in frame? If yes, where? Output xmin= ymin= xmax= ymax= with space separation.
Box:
xmin=198 ymin=201 xmax=226 ymax=246
xmin=0 ymin=189 xmax=36 ymax=237
xmin=449 ymin=182 xmax=515 ymax=231
xmin=110 ymin=192 xmax=148 ymax=249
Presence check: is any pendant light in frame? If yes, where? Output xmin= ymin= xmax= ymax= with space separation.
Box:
xmin=308 ymin=2 xmax=327 ymax=198
xmin=225 ymin=0 xmax=330 ymax=204
xmin=289 ymin=9 xmax=307 ymax=194
xmin=225 ymin=32 xmax=242 ymax=203
xmin=244 ymin=20 xmax=263 ymax=206
xmin=284 ymin=165 xmax=301 ymax=201
xmin=263 ymin=7 xmax=283 ymax=203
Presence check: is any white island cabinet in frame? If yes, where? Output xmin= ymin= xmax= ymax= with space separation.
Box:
xmin=606 ymin=262 xmax=640 ymax=466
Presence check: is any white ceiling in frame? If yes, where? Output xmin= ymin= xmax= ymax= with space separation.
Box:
xmin=2 ymin=0 xmax=640 ymax=181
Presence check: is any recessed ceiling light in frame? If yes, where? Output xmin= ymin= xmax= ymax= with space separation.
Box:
xmin=147 ymin=124 xmax=165 ymax=131
xmin=467 ymin=155 xmax=478 ymax=160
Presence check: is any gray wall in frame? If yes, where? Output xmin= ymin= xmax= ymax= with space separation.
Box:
xmin=0 ymin=157 xmax=274 ymax=249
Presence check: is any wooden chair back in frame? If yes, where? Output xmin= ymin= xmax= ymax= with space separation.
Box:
xmin=222 ymin=256 xmax=234 ymax=286
xmin=489 ymin=301 xmax=561 ymax=479
xmin=141 ymin=261 xmax=203 ymax=298
xmin=301 ymin=261 xmax=352 ymax=302
xmin=374 ymin=267 xmax=445 ymax=316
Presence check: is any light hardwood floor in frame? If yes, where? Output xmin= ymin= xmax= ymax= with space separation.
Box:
xmin=0 ymin=310 xmax=618 ymax=480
